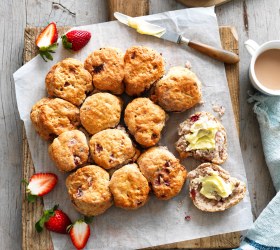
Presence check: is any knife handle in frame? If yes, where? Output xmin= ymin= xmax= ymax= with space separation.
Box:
xmin=181 ymin=37 xmax=239 ymax=64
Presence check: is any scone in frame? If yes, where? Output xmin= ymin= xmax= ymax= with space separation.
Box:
xmin=80 ymin=93 xmax=123 ymax=135
xmin=84 ymin=48 xmax=124 ymax=94
xmin=89 ymin=129 xmax=139 ymax=170
xmin=150 ymin=66 xmax=202 ymax=112
xmin=66 ymin=165 xmax=113 ymax=216
xmin=188 ymin=163 xmax=246 ymax=212
xmin=49 ymin=130 xmax=89 ymax=172
xmin=137 ymin=147 xmax=187 ymax=200
xmin=109 ymin=164 xmax=150 ymax=209
xmin=124 ymin=46 xmax=165 ymax=96
xmin=176 ymin=112 xmax=228 ymax=164
xmin=45 ymin=58 xmax=93 ymax=106
xmin=30 ymin=98 xmax=80 ymax=140
xmin=124 ymin=98 xmax=166 ymax=147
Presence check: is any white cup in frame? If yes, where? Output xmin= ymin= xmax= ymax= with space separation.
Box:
xmin=245 ymin=39 xmax=280 ymax=95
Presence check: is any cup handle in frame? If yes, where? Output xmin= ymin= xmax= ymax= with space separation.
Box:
xmin=245 ymin=39 xmax=260 ymax=56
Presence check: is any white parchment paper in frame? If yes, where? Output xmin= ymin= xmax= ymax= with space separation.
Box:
xmin=14 ymin=7 xmax=253 ymax=250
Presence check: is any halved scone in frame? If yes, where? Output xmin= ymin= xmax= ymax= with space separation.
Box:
xmin=188 ymin=163 xmax=246 ymax=212
xmin=176 ymin=112 xmax=227 ymax=164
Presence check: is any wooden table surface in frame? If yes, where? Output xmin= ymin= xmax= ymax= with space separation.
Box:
xmin=1 ymin=0 xmax=278 ymax=249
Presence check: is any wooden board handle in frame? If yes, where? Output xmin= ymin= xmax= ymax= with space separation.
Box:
xmin=187 ymin=40 xmax=239 ymax=64
xmin=108 ymin=0 xmax=149 ymax=21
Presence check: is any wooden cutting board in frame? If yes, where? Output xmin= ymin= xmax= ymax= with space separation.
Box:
xmin=176 ymin=0 xmax=232 ymax=7
xmin=22 ymin=26 xmax=240 ymax=250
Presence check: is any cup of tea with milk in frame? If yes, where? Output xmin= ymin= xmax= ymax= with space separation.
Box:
xmin=245 ymin=39 xmax=280 ymax=95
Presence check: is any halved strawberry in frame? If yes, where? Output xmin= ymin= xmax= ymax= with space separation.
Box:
xmin=35 ymin=22 xmax=58 ymax=61
xmin=23 ymin=173 xmax=58 ymax=202
xmin=35 ymin=205 xmax=72 ymax=234
xmin=62 ymin=30 xmax=91 ymax=51
xmin=68 ymin=219 xmax=91 ymax=249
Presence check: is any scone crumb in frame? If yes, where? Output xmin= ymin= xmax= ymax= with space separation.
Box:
xmin=184 ymin=215 xmax=191 ymax=221
xmin=185 ymin=61 xmax=192 ymax=69
xmin=212 ymin=104 xmax=226 ymax=117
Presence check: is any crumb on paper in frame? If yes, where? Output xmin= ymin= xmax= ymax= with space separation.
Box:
xmin=185 ymin=215 xmax=191 ymax=221
xmin=176 ymin=199 xmax=184 ymax=211
xmin=185 ymin=61 xmax=192 ymax=69
xmin=212 ymin=104 xmax=225 ymax=117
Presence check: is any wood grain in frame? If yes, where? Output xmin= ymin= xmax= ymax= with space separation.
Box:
xmin=176 ymin=0 xmax=232 ymax=7
xmin=108 ymin=0 xmax=149 ymax=20
xmin=22 ymin=26 xmax=240 ymax=250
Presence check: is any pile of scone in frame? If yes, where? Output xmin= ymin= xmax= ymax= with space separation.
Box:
xmin=30 ymin=46 xmax=246 ymax=217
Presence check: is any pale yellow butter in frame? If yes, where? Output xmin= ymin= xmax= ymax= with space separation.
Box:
xmin=200 ymin=173 xmax=233 ymax=200
xmin=185 ymin=116 xmax=220 ymax=150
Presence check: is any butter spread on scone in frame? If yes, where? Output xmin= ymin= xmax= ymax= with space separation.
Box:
xmin=89 ymin=129 xmax=139 ymax=170
xmin=124 ymin=97 xmax=166 ymax=147
xmin=137 ymin=147 xmax=187 ymax=200
xmin=150 ymin=66 xmax=202 ymax=112
xmin=109 ymin=164 xmax=150 ymax=210
xmin=66 ymin=165 xmax=113 ymax=216
xmin=188 ymin=163 xmax=246 ymax=212
xmin=176 ymin=112 xmax=228 ymax=164
xmin=30 ymin=97 xmax=80 ymax=140
xmin=124 ymin=46 xmax=165 ymax=96
xmin=49 ymin=130 xmax=89 ymax=172
xmin=80 ymin=93 xmax=123 ymax=135
xmin=46 ymin=58 xmax=93 ymax=106
xmin=84 ymin=48 xmax=125 ymax=95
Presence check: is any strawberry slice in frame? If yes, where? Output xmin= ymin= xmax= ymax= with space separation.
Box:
xmin=23 ymin=173 xmax=58 ymax=202
xmin=68 ymin=219 xmax=91 ymax=249
xmin=35 ymin=22 xmax=58 ymax=61
xmin=62 ymin=30 xmax=91 ymax=51
xmin=35 ymin=205 xmax=72 ymax=234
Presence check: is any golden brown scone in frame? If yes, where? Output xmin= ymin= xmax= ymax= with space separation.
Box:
xmin=66 ymin=165 xmax=113 ymax=216
xmin=124 ymin=46 xmax=165 ymax=96
xmin=89 ymin=129 xmax=139 ymax=170
xmin=49 ymin=130 xmax=89 ymax=172
xmin=84 ymin=48 xmax=124 ymax=94
xmin=176 ymin=112 xmax=228 ymax=164
xmin=124 ymin=98 xmax=166 ymax=147
xmin=137 ymin=147 xmax=187 ymax=200
xmin=30 ymin=98 xmax=80 ymax=141
xmin=80 ymin=93 xmax=123 ymax=135
xmin=45 ymin=58 xmax=93 ymax=106
xmin=150 ymin=66 xmax=202 ymax=112
xmin=188 ymin=163 xmax=246 ymax=212
xmin=109 ymin=164 xmax=150 ymax=209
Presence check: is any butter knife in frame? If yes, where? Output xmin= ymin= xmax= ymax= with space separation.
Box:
xmin=114 ymin=12 xmax=239 ymax=64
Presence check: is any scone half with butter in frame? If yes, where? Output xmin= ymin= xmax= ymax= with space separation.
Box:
xmin=176 ymin=112 xmax=227 ymax=164
xmin=188 ymin=163 xmax=246 ymax=212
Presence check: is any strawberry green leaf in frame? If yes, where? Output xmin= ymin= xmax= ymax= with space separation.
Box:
xmin=27 ymin=193 xmax=37 ymax=203
xmin=21 ymin=179 xmax=29 ymax=185
xmin=35 ymin=205 xmax=59 ymax=233
xmin=84 ymin=216 xmax=94 ymax=224
xmin=61 ymin=35 xmax=72 ymax=49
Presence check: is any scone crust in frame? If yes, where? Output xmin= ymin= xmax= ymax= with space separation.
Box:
xmin=66 ymin=165 xmax=113 ymax=216
xmin=137 ymin=147 xmax=187 ymax=200
xmin=151 ymin=67 xmax=201 ymax=112
xmin=80 ymin=93 xmax=123 ymax=135
xmin=109 ymin=164 xmax=150 ymax=209
xmin=46 ymin=58 xmax=93 ymax=106
xmin=30 ymin=98 xmax=80 ymax=140
xmin=49 ymin=130 xmax=89 ymax=172
xmin=89 ymin=129 xmax=138 ymax=170
xmin=124 ymin=46 xmax=165 ymax=96
xmin=188 ymin=163 xmax=246 ymax=212
xmin=124 ymin=98 xmax=166 ymax=147
xmin=176 ymin=112 xmax=228 ymax=164
xmin=84 ymin=48 xmax=124 ymax=94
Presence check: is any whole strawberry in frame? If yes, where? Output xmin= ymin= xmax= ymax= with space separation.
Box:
xmin=36 ymin=22 xmax=58 ymax=61
xmin=62 ymin=30 xmax=91 ymax=51
xmin=35 ymin=205 xmax=72 ymax=234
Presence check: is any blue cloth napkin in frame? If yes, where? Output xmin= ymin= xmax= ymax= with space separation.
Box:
xmin=236 ymin=93 xmax=280 ymax=249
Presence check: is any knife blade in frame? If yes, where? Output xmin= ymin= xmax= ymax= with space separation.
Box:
xmin=114 ymin=12 xmax=239 ymax=64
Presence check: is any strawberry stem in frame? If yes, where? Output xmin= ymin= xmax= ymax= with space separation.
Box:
xmin=35 ymin=205 xmax=59 ymax=233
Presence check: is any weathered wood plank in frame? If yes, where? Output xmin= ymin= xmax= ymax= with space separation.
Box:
xmin=22 ymin=26 xmax=240 ymax=249
xmin=177 ymin=0 xmax=232 ymax=7
xmin=216 ymin=0 xmax=277 ymax=219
